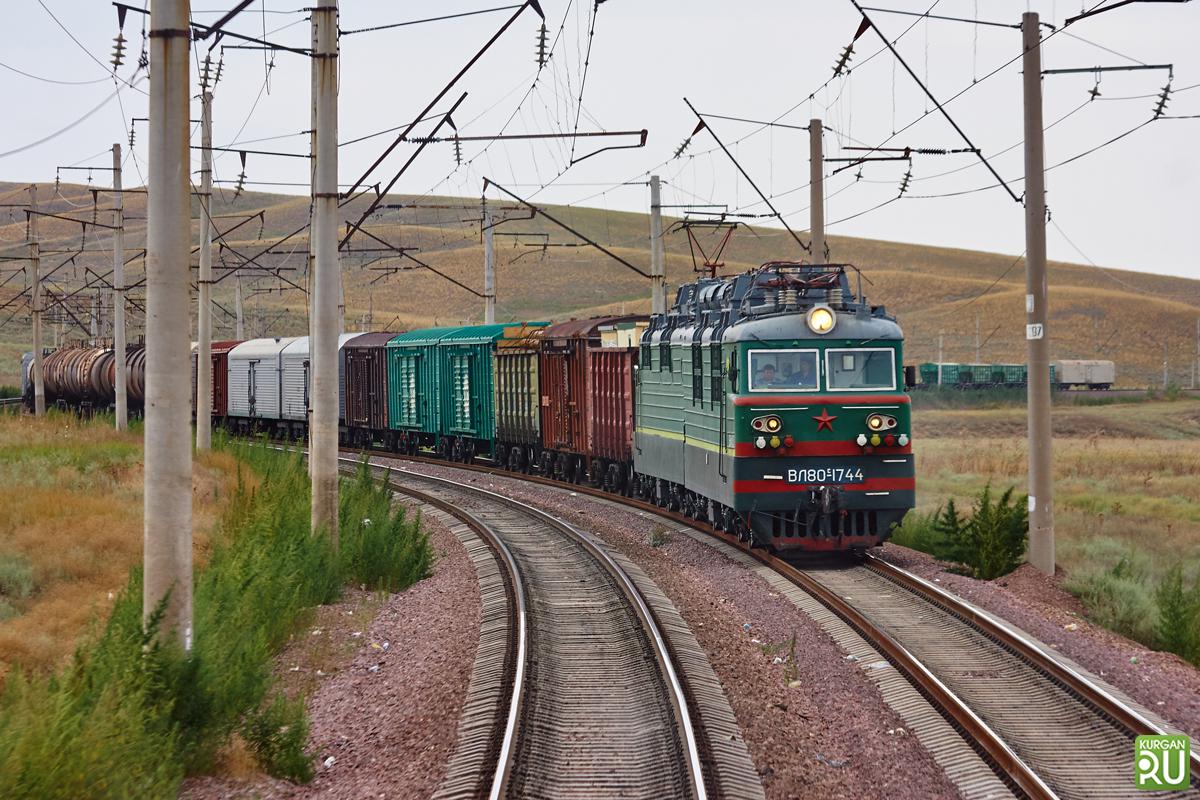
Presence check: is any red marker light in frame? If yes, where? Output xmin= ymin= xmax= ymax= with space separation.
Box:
xmin=885 ymin=434 xmax=895 ymax=446
xmin=783 ymin=435 xmax=794 ymax=447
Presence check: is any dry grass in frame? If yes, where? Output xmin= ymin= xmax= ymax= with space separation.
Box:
xmin=913 ymin=400 xmax=1200 ymax=598
xmin=0 ymin=413 xmax=241 ymax=678
xmin=4 ymin=180 xmax=1198 ymax=388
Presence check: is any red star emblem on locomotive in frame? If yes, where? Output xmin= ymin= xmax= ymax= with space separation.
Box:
xmin=813 ymin=407 xmax=837 ymax=431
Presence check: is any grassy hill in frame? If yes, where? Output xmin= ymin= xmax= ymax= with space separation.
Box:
xmin=1 ymin=180 xmax=1197 ymax=388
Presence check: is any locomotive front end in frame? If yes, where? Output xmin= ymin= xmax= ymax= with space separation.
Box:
xmin=721 ymin=267 xmax=915 ymax=554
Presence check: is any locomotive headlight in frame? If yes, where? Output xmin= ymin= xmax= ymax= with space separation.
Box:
xmin=806 ymin=305 xmax=836 ymax=335
xmin=867 ymin=413 xmax=897 ymax=431
xmin=753 ymin=414 xmax=783 ymax=432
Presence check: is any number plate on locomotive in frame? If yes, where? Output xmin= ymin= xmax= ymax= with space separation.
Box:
xmin=787 ymin=467 xmax=865 ymax=484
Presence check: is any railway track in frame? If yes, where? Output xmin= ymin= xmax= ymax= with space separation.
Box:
xmin=355 ymin=450 xmax=1197 ymax=799
xmin=338 ymin=457 xmax=763 ymax=799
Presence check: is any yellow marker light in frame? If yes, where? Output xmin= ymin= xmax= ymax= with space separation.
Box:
xmin=769 ymin=435 xmax=781 ymax=448
xmin=869 ymin=433 xmax=882 ymax=446
xmin=806 ymin=304 xmax=837 ymax=335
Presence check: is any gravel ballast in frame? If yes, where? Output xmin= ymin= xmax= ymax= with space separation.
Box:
xmin=391 ymin=461 xmax=961 ymax=800
xmin=879 ymin=544 xmax=1200 ymax=740
xmin=182 ymin=506 xmax=481 ymax=800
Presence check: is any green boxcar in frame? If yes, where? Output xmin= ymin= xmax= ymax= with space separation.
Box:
xmin=387 ymin=324 xmax=546 ymax=459
xmin=918 ymin=362 xmax=964 ymax=386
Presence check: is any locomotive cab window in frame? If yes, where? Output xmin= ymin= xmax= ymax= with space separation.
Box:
xmin=748 ymin=349 xmax=819 ymax=392
xmin=825 ymin=348 xmax=896 ymax=391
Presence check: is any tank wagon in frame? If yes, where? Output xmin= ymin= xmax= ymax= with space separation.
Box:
xmin=30 ymin=344 xmax=146 ymax=413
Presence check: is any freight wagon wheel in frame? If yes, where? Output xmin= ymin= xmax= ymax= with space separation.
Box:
xmin=588 ymin=460 xmax=603 ymax=487
xmin=606 ymin=462 xmax=625 ymax=494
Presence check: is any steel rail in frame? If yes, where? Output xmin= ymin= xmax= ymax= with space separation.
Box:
xmin=347 ymin=448 xmax=1181 ymax=797
xmin=342 ymin=459 xmax=529 ymax=800
xmin=377 ymin=463 xmax=709 ymax=800
xmin=863 ymin=552 xmax=1200 ymax=775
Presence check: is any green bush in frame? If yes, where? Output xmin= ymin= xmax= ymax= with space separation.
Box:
xmin=0 ymin=386 xmax=18 ymax=400
xmin=0 ymin=440 xmax=432 ymax=798
xmin=242 ymin=692 xmax=312 ymax=783
xmin=0 ymin=554 xmax=34 ymax=601
xmin=1156 ymin=565 xmax=1200 ymax=663
xmin=338 ymin=461 xmax=431 ymax=592
xmin=893 ymin=486 xmax=1027 ymax=580
xmin=1065 ymin=555 xmax=1159 ymax=647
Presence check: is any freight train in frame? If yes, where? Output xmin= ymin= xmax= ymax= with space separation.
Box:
xmin=910 ymin=360 xmax=1115 ymax=390
xmin=28 ymin=262 xmax=915 ymax=557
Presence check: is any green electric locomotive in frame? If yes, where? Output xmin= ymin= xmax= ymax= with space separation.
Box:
xmin=633 ymin=261 xmax=914 ymax=555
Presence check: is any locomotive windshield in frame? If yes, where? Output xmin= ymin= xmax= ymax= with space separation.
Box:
xmin=749 ymin=349 xmax=819 ymax=391
xmin=826 ymin=348 xmax=896 ymax=391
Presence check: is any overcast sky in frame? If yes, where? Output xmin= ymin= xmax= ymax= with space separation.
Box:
xmin=2 ymin=1 xmax=1197 ymax=279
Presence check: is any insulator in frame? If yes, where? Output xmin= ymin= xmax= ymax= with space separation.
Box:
xmin=200 ymin=55 xmax=212 ymax=90
xmin=672 ymin=137 xmax=691 ymax=159
xmin=535 ymin=23 xmax=549 ymax=67
xmin=833 ymin=44 xmax=854 ymax=76
xmin=213 ymin=55 xmax=224 ymax=87
xmin=453 ymin=138 xmax=463 ymax=166
xmin=898 ymin=167 xmax=912 ymax=196
xmin=128 ymin=126 xmax=136 ymax=149
xmin=111 ymin=33 xmax=127 ymax=70
xmin=1153 ymin=81 xmax=1172 ymax=118
xmin=781 ymin=287 xmax=798 ymax=310
xmin=828 ymin=285 xmax=844 ymax=307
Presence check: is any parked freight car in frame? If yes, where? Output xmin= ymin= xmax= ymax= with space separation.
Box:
xmin=1052 ymin=359 xmax=1114 ymax=390
xmin=342 ymin=332 xmax=401 ymax=448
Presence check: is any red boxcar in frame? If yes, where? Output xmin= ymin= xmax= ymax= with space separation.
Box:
xmin=211 ymin=340 xmax=242 ymax=418
xmin=342 ymin=332 xmax=400 ymax=447
xmin=587 ymin=319 xmax=646 ymax=492
xmin=538 ymin=316 xmax=646 ymax=483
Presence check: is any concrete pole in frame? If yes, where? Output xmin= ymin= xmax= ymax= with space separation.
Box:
xmin=112 ymin=144 xmax=128 ymax=430
xmin=28 ymin=186 xmax=45 ymax=416
xmin=310 ymin=0 xmax=340 ymax=546
xmin=975 ymin=315 xmax=981 ymax=364
xmin=809 ymin=119 xmax=825 ymax=264
xmin=483 ymin=206 xmax=495 ymax=324
xmin=649 ymin=175 xmax=666 ymax=314
xmin=1194 ymin=318 xmax=1198 ymax=390
xmin=1022 ymin=12 xmax=1054 ymax=576
xmin=234 ymin=273 xmax=244 ymax=339
xmin=144 ymin=0 xmax=193 ymax=649
xmin=937 ymin=331 xmax=944 ymax=386
xmin=196 ymin=91 xmax=214 ymax=450
xmin=1163 ymin=342 xmax=1169 ymax=390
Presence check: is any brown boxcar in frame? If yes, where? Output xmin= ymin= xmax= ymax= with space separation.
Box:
xmin=587 ymin=319 xmax=646 ymax=466
xmin=494 ymin=324 xmax=545 ymax=471
xmin=342 ymin=332 xmax=399 ymax=447
xmin=211 ymin=341 xmax=242 ymax=418
xmin=538 ymin=316 xmax=646 ymax=482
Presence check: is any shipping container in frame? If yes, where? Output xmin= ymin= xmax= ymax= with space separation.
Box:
xmin=494 ymin=325 xmax=544 ymax=461
xmin=226 ymin=337 xmax=298 ymax=422
xmin=343 ymin=332 xmax=400 ymax=441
